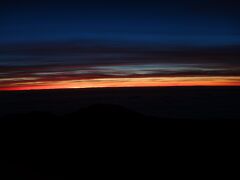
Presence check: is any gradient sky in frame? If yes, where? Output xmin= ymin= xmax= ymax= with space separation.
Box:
xmin=0 ymin=0 xmax=240 ymax=90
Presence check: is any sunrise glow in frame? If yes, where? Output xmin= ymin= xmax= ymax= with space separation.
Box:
xmin=0 ymin=76 xmax=239 ymax=91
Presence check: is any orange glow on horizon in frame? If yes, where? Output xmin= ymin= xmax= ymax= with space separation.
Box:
xmin=0 ymin=76 xmax=239 ymax=91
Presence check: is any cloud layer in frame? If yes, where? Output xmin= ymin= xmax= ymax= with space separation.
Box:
xmin=0 ymin=42 xmax=240 ymax=90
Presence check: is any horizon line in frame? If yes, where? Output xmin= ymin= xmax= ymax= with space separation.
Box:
xmin=1 ymin=85 xmax=240 ymax=92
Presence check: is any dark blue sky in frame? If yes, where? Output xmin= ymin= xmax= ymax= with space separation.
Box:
xmin=1 ymin=0 xmax=240 ymax=46
xmin=0 ymin=0 xmax=240 ymax=90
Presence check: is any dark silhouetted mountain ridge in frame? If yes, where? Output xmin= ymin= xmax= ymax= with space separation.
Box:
xmin=1 ymin=104 xmax=239 ymax=179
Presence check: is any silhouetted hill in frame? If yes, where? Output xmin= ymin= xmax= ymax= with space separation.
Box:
xmin=1 ymin=103 xmax=239 ymax=179
xmin=1 ymin=87 xmax=240 ymax=119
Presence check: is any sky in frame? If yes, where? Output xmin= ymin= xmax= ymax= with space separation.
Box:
xmin=0 ymin=0 xmax=240 ymax=90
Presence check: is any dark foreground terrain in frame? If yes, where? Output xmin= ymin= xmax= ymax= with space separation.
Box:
xmin=0 ymin=86 xmax=240 ymax=119
xmin=0 ymin=87 xmax=240 ymax=179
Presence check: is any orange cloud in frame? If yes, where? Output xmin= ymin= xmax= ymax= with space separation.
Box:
xmin=1 ymin=76 xmax=239 ymax=91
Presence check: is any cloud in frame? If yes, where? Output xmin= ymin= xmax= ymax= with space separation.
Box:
xmin=1 ymin=41 xmax=240 ymax=66
xmin=0 ymin=62 xmax=240 ymax=90
xmin=0 ymin=41 xmax=240 ymax=90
